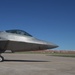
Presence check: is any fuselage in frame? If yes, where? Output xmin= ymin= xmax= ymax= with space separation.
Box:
xmin=0 ymin=29 xmax=58 ymax=52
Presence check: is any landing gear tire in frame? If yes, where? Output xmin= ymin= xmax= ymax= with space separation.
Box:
xmin=0 ymin=56 xmax=4 ymax=62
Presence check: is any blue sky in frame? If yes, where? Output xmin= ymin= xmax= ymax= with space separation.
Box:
xmin=0 ymin=0 xmax=75 ymax=50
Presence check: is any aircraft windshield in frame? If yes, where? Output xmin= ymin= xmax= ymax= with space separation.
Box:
xmin=6 ymin=29 xmax=32 ymax=37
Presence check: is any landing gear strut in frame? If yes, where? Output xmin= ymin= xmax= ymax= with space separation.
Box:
xmin=0 ymin=54 xmax=4 ymax=62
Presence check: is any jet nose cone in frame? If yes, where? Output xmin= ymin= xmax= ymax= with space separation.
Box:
xmin=44 ymin=42 xmax=59 ymax=49
xmin=32 ymin=38 xmax=59 ymax=49
xmin=49 ymin=44 xmax=59 ymax=49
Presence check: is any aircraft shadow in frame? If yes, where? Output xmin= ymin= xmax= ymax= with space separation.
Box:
xmin=4 ymin=59 xmax=49 ymax=62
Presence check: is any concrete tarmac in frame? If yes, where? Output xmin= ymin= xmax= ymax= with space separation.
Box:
xmin=0 ymin=53 xmax=75 ymax=75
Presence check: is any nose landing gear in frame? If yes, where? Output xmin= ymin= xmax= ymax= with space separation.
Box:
xmin=0 ymin=55 xmax=4 ymax=62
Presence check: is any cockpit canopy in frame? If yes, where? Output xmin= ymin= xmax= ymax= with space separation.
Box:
xmin=6 ymin=29 xmax=32 ymax=37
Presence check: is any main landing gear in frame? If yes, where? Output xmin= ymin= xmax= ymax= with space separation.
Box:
xmin=0 ymin=54 xmax=4 ymax=62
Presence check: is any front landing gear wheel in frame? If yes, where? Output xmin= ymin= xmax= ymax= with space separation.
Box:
xmin=0 ymin=56 xmax=4 ymax=62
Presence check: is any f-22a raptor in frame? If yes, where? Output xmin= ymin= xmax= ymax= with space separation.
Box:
xmin=0 ymin=29 xmax=58 ymax=62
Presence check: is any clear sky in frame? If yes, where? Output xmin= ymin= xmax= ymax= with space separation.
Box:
xmin=0 ymin=0 xmax=75 ymax=50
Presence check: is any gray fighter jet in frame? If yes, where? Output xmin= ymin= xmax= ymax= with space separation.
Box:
xmin=0 ymin=29 xmax=58 ymax=61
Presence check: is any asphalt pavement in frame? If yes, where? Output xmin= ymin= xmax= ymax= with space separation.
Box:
xmin=0 ymin=53 xmax=75 ymax=75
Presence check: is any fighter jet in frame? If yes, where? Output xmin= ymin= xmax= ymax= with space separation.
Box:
xmin=0 ymin=29 xmax=58 ymax=62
